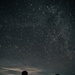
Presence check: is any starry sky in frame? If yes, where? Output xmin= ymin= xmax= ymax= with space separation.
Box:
xmin=0 ymin=0 xmax=75 ymax=75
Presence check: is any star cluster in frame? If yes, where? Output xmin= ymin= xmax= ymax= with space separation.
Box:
xmin=0 ymin=0 xmax=75 ymax=75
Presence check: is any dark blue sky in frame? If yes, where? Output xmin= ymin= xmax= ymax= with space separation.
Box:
xmin=0 ymin=0 xmax=75 ymax=75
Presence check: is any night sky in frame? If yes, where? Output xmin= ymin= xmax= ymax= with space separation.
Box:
xmin=0 ymin=0 xmax=75 ymax=75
